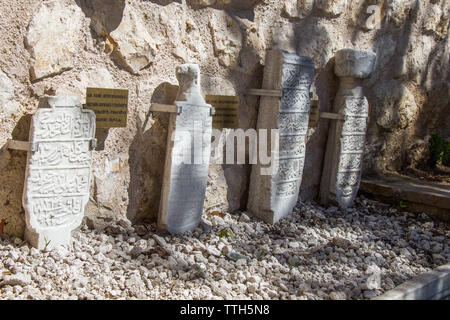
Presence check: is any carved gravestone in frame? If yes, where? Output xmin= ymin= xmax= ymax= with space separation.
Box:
xmin=23 ymin=96 xmax=96 ymax=249
xmin=320 ymin=49 xmax=376 ymax=209
xmin=158 ymin=64 xmax=214 ymax=234
xmin=248 ymin=50 xmax=315 ymax=224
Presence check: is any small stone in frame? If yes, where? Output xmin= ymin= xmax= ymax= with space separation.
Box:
xmin=207 ymin=246 xmax=221 ymax=257
xmin=133 ymin=225 xmax=148 ymax=236
xmin=129 ymin=240 xmax=147 ymax=258
xmin=238 ymin=213 xmax=251 ymax=223
xmin=289 ymin=241 xmax=300 ymax=249
xmin=0 ymin=274 xmax=32 ymax=287
xmin=199 ymin=219 xmax=212 ymax=233
xmin=363 ymin=290 xmax=377 ymax=299
xmin=247 ymin=283 xmax=257 ymax=293
xmin=227 ymin=251 xmax=248 ymax=262
xmin=332 ymin=237 xmax=353 ymax=249
xmin=153 ymin=235 xmax=168 ymax=248
xmin=118 ymin=219 xmax=132 ymax=229
xmin=329 ymin=291 xmax=347 ymax=300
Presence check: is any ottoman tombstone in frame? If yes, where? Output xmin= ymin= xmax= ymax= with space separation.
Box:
xmin=320 ymin=49 xmax=376 ymax=209
xmin=23 ymin=96 xmax=96 ymax=249
xmin=158 ymin=64 xmax=214 ymax=234
xmin=247 ymin=50 xmax=315 ymax=224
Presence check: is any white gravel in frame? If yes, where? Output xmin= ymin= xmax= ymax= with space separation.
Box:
xmin=0 ymin=196 xmax=449 ymax=300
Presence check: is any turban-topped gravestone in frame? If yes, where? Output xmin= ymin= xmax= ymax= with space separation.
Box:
xmin=320 ymin=49 xmax=376 ymax=209
xmin=158 ymin=64 xmax=214 ymax=234
xmin=23 ymin=96 xmax=96 ymax=249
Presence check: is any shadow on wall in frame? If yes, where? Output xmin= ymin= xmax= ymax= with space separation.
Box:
xmin=363 ymin=0 xmax=449 ymax=174
xmin=0 ymin=114 xmax=32 ymax=238
xmin=127 ymin=82 xmax=178 ymax=223
xmin=74 ymin=0 xmax=133 ymax=72
xmin=292 ymin=18 xmax=339 ymax=202
xmin=75 ymin=0 xmax=125 ymax=33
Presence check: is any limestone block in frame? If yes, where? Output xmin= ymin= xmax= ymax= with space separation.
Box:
xmin=23 ymin=96 xmax=96 ymax=249
xmin=386 ymin=0 xmax=416 ymax=27
xmin=25 ymin=0 xmax=83 ymax=81
xmin=109 ymin=3 xmax=157 ymax=74
xmin=158 ymin=64 xmax=214 ymax=234
xmin=284 ymin=0 xmax=314 ymax=19
xmin=424 ymin=3 xmax=449 ymax=39
xmin=248 ymin=50 xmax=315 ymax=224
xmin=316 ymin=0 xmax=346 ymax=17
xmin=209 ymin=10 xmax=243 ymax=67
xmin=320 ymin=49 xmax=376 ymax=209
xmin=0 ymin=70 xmax=19 ymax=117
xmin=374 ymin=80 xmax=418 ymax=131
xmin=56 ymin=67 xmax=115 ymax=102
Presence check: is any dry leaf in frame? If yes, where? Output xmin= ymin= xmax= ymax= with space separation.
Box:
xmin=209 ymin=211 xmax=225 ymax=219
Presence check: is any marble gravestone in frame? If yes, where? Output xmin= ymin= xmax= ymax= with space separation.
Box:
xmin=248 ymin=50 xmax=315 ymax=224
xmin=320 ymin=49 xmax=376 ymax=209
xmin=158 ymin=64 xmax=214 ymax=234
xmin=23 ymin=96 xmax=96 ymax=250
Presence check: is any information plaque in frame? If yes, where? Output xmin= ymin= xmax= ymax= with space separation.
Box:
xmin=85 ymin=87 xmax=128 ymax=128
xmin=205 ymin=95 xmax=239 ymax=129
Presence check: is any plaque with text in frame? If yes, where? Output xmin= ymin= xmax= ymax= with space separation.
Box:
xmin=205 ymin=95 xmax=239 ymax=129
xmin=309 ymin=99 xmax=319 ymax=128
xmin=85 ymin=87 xmax=128 ymax=128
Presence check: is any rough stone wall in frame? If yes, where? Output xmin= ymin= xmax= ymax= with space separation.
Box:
xmin=0 ymin=0 xmax=448 ymax=237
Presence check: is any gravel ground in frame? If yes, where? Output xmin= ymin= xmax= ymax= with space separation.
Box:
xmin=0 ymin=196 xmax=449 ymax=300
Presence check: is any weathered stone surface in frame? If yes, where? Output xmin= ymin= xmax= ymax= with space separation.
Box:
xmin=320 ymin=49 xmax=376 ymax=209
xmin=316 ymin=0 xmax=345 ymax=17
xmin=386 ymin=0 xmax=416 ymax=27
xmin=23 ymin=96 xmax=95 ymax=249
xmin=423 ymin=3 xmax=449 ymax=39
xmin=284 ymin=0 xmax=315 ymax=19
xmin=25 ymin=0 xmax=83 ymax=81
xmin=109 ymin=3 xmax=157 ymax=73
xmin=248 ymin=50 xmax=315 ymax=224
xmin=0 ymin=0 xmax=448 ymax=238
xmin=189 ymin=0 xmax=262 ymax=9
xmin=0 ymin=70 xmax=19 ymax=117
xmin=209 ymin=10 xmax=243 ymax=67
xmin=89 ymin=1 xmax=157 ymax=74
xmin=202 ymin=76 xmax=248 ymax=213
xmin=374 ymin=80 xmax=418 ymax=131
xmin=56 ymin=67 xmax=115 ymax=102
xmin=158 ymin=64 xmax=214 ymax=234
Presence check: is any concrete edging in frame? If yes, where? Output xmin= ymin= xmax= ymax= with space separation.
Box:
xmin=373 ymin=263 xmax=450 ymax=300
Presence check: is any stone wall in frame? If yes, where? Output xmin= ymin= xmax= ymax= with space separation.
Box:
xmin=0 ymin=0 xmax=448 ymax=237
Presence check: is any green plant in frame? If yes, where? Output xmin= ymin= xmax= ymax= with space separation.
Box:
xmin=399 ymin=200 xmax=408 ymax=209
xmin=218 ymin=228 xmax=235 ymax=240
xmin=257 ymin=249 xmax=266 ymax=261
xmin=429 ymin=134 xmax=450 ymax=168
xmin=43 ymin=236 xmax=51 ymax=252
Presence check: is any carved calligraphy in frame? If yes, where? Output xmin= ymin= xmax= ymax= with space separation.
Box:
xmin=248 ymin=50 xmax=315 ymax=224
xmin=158 ymin=64 xmax=214 ymax=234
xmin=23 ymin=96 xmax=95 ymax=249
xmin=320 ymin=49 xmax=376 ymax=209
